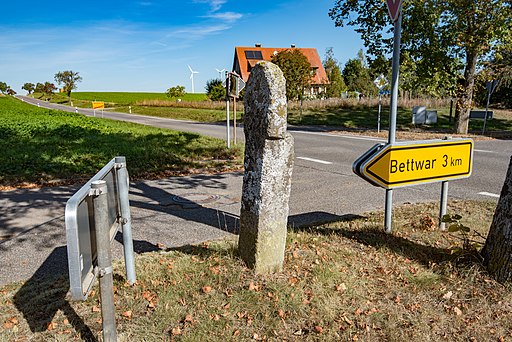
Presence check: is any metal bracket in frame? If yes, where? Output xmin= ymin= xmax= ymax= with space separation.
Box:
xmin=89 ymin=188 xmax=102 ymax=196
xmin=118 ymin=216 xmax=129 ymax=225
xmin=99 ymin=266 xmax=113 ymax=277
xmin=115 ymin=162 xmax=126 ymax=170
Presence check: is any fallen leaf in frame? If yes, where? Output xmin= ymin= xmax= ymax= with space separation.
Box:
xmin=63 ymin=318 xmax=69 ymax=325
xmin=453 ymin=307 xmax=463 ymax=316
xmin=171 ymin=327 xmax=182 ymax=335
xmin=92 ymin=306 xmax=101 ymax=313
xmin=278 ymin=309 xmax=285 ymax=318
xmin=314 ymin=326 xmax=323 ymax=333
xmin=2 ymin=322 xmax=14 ymax=330
xmin=122 ymin=311 xmax=133 ymax=319
xmin=336 ymin=283 xmax=347 ymax=292
xmin=202 ymin=286 xmax=212 ymax=293
xmin=248 ymin=282 xmax=259 ymax=291
xmin=233 ymin=330 xmax=241 ymax=337
xmin=47 ymin=322 xmax=58 ymax=331
xmin=442 ymin=291 xmax=453 ymax=300
xmin=184 ymin=314 xmax=194 ymax=322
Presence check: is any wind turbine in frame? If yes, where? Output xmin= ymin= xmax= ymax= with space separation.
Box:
xmin=188 ymin=65 xmax=199 ymax=93
xmin=216 ymin=68 xmax=227 ymax=79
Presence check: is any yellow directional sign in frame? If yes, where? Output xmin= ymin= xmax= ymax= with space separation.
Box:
xmin=357 ymin=139 xmax=473 ymax=189
xmin=92 ymin=101 xmax=105 ymax=110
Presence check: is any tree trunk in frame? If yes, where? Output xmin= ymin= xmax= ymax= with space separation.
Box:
xmin=481 ymin=156 xmax=512 ymax=283
xmin=454 ymin=50 xmax=478 ymax=134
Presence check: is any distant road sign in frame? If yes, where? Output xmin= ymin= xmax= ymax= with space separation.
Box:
xmin=374 ymin=74 xmax=388 ymax=90
xmin=92 ymin=101 xmax=105 ymax=110
xmin=386 ymin=0 xmax=403 ymax=22
xmin=354 ymin=139 xmax=473 ymax=189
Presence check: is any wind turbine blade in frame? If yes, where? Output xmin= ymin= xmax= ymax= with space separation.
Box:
xmin=188 ymin=65 xmax=193 ymax=73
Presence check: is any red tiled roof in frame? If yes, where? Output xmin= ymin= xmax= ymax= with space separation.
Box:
xmin=233 ymin=46 xmax=328 ymax=85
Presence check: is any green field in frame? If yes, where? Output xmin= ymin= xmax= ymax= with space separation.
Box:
xmin=71 ymin=92 xmax=208 ymax=105
xmin=0 ymin=96 xmax=241 ymax=187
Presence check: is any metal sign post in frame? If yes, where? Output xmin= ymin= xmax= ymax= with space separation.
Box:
xmin=385 ymin=1 xmax=403 ymax=233
xmin=91 ymin=180 xmax=117 ymax=342
xmin=374 ymin=74 xmax=389 ymax=133
xmin=482 ymin=80 xmax=499 ymax=135
xmin=224 ymin=72 xmax=231 ymax=148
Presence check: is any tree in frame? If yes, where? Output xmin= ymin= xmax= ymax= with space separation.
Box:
xmin=34 ymin=82 xmax=44 ymax=94
xmin=343 ymin=57 xmax=373 ymax=96
xmin=54 ymin=70 xmax=82 ymax=100
xmin=205 ymin=79 xmax=225 ymax=101
xmin=0 ymin=82 xmax=8 ymax=94
xmin=22 ymin=83 xmax=35 ymax=95
xmin=323 ymin=47 xmax=347 ymax=98
xmin=42 ymin=82 xmax=57 ymax=101
xmin=271 ymin=49 xmax=312 ymax=100
xmin=329 ymin=0 xmax=512 ymax=133
xmin=6 ymin=88 xmax=16 ymax=96
xmin=481 ymin=157 xmax=512 ymax=283
xmin=166 ymin=85 xmax=186 ymax=99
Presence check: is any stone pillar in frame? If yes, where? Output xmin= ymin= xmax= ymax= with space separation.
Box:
xmin=238 ymin=62 xmax=294 ymax=274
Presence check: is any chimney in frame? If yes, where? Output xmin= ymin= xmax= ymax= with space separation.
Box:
xmin=291 ymin=44 xmax=296 ymax=48
xmin=255 ymin=43 xmax=262 ymax=47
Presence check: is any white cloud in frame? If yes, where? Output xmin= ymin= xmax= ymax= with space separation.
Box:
xmin=204 ymin=12 xmax=243 ymax=22
xmin=194 ymin=0 xmax=227 ymax=12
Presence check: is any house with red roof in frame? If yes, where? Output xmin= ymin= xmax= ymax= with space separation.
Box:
xmin=232 ymin=44 xmax=329 ymax=97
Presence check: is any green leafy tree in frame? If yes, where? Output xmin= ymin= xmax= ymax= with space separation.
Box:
xmin=42 ymin=82 xmax=57 ymax=101
xmin=22 ymin=83 xmax=35 ymax=95
xmin=34 ymin=82 xmax=44 ymax=94
xmin=166 ymin=85 xmax=186 ymax=99
xmin=0 ymin=82 xmax=8 ymax=94
xmin=6 ymin=88 xmax=16 ymax=96
xmin=271 ymin=49 xmax=312 ymax=100
xmin=343 ymin=57 xmax=373 ymax=96
xmin=205 ymin=79 xmax=225 ymax=101
xmin=329 ymin=0 xmax=512 ymax=133
xmin=54 ymin=70 xmax=82 ymax=101
xmin=323 ymin=47 xmax=347 ymax=98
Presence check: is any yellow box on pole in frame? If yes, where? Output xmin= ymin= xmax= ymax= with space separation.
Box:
xmin=92 ymin=101 xmax=105 ymax=110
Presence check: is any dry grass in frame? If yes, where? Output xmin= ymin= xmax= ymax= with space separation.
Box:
xmin=1 ymin=200 xmax=511 ymax=341
xmin=135 ymin=99 xmax=229 ymax=110
xmin=288 ymin=97 xmax=452 ymax=111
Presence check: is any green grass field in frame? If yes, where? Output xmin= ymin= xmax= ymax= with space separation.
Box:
xmin=0 ymin=96 xmax=241 ymax=187
xmin=71 ymin=92 xmax=208 ymax=105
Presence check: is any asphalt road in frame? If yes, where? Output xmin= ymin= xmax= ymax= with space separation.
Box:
xmin=2 ymin=96 xmax=510 ymax=285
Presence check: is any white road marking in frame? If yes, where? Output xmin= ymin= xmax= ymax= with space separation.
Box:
xmin=297 ymin=157 xmax=333 ymax=165
xmin=293 ymin=130 xmax=385 ymax=142
xmin=478 ymin=192 xmax=500 ymax=198
xmin=474 ymin=149 xmax=497 ymax=154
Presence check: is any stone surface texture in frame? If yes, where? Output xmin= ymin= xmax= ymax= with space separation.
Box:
xmin=238 ymin=62 xmax=295 ymax=274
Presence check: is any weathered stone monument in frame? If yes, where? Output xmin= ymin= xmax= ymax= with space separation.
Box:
xmin=238 ymin=61 xmax=294 ymax=274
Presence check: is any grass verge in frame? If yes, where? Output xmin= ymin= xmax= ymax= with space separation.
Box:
xmin=0 ymin=96 xmax=242 ymax=188
xmin=1 ymin=200 xmax=510 ymax=341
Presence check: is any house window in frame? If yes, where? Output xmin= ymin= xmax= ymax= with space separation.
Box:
xmin=245 ymin=50 xmax=263 ymax=60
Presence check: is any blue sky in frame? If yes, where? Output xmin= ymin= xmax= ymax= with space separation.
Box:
xmin=1 ymin=0 xmax=364 ymax=93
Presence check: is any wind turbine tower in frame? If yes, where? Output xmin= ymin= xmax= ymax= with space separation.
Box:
xmin=216 ymin=68 xmax=227 ymax=79
xmin=188 ymin=65 xmax=199 ymax=93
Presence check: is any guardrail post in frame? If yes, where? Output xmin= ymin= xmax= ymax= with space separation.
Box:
xmin=115 ymin=156 xmax=136 ymax=285
xmin=91 ymin=180 xmax=118 ymax=342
